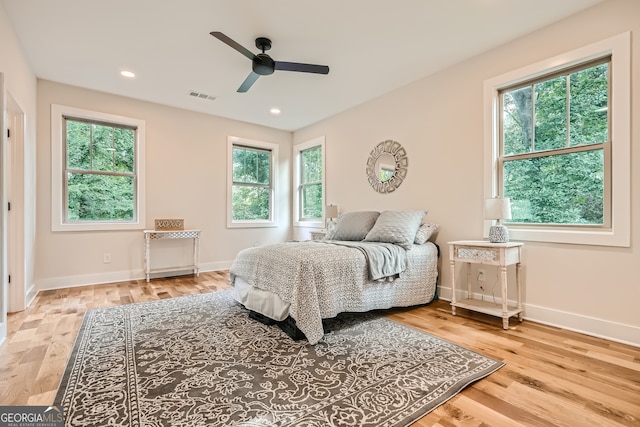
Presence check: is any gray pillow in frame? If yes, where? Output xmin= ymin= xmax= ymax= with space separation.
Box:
xmin=364 ymin=210 xmax=427 ymax=249
xmin=325 ymin=211 xmax=380 ymax=241
xmin=414 ymin=223 xmax=440 ymax=244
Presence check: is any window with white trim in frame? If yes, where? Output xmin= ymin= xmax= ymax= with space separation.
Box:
xmin=294 ymin=137 xmax=325 ymax=228
xmin=227 ymin=136 xmax=278 ymax=228
xmin=51 ymin=105 xmax=146 ymax=231
xmin=483 ymin=32 xmax=630 ymax=247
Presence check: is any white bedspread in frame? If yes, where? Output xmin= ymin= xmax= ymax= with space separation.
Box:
xmin=230 ymin=240 xmax=438 ymax=344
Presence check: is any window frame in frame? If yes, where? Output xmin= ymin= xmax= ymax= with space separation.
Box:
xmin=293 ymin=136 xmax=326 ymax=229
xmin=483 ymin=32 xmax=630 ymax=247
xmin=227 ymin=136 xmax=278 ymax=228
xmin=51 ymin=104 xmax=146 ymax=231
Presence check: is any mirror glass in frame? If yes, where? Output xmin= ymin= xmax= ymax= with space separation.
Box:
xmin=376 ymin=153 xmax=396 ymax=182
xmin=366 ymin=140 xmax=408 ymax=193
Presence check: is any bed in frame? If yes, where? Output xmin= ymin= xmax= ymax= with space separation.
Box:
xmin=230 ymin=210 xmax=439 ymax=344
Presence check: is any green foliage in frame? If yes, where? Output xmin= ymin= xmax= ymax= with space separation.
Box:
xmin=66 ymin=119 xmax=136 ymax=221
xmin=67 ymin=174 xmax=134 ymax=221
xmin=502 ymin=62 xmax=608 ymax=225
xmin=232 ymin=146 xmax=272 ymax=221
xmin=300 ymin=146 xmax=322 ymax=220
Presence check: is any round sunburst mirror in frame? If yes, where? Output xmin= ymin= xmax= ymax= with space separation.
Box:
xmin=365 ymin=140 xmax=408 ymax=193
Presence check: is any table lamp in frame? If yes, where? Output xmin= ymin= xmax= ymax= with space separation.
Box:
xmin=485 ymin=197 xmax=512 ymax=243
xmin=325 ymin=204 xmax=339 ymax=231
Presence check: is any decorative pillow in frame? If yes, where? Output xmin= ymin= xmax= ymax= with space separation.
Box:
xmin=364 ymin=210 xmax=427 ymax=249
xmin=325 ymin=211 xmax=380 ymax=241
xmin=414 ymin=223 xmax=440 ymax=244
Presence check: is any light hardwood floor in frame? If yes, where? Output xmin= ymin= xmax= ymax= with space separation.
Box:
xmin=0 ymin=272 xmax=638 ymax=426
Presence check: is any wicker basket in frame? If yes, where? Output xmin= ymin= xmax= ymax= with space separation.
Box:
xmin=154 ymin=218 xmax=184 ymax=230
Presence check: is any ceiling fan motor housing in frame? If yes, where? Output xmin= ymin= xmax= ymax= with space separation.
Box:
xmin=253 ymin=53 xmax=275 ymax=75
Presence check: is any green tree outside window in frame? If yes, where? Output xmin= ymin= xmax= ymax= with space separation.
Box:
xmin=299 ymin=146 xmax=322 ymax=220
xmin=231 ymin=145 xmax=272 ymax=221
xmin=66 ymin=119 xmax=136 ymax=221
xmin=501 ymin=61 xmax=608 ymax=226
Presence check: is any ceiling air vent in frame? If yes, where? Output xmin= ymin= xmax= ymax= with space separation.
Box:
xmin=188 ymin=90 xmax=216 ymax=101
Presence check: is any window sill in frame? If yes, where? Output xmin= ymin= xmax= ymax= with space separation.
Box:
xmin=52 ymin=221 xmax=145 ymax=232
xmin=484 ymin=224 xmax=629 ymax=247
xmin=293 ymin=220 xmax=324 ymax=229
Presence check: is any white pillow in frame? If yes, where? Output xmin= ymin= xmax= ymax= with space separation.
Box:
xmin=325 ymin=211 xmax=380 ymax=241
xmin=364 ymin=210 xmax=427 ymax=249
xmin=414 ymin=223 xmax=440 ymax=244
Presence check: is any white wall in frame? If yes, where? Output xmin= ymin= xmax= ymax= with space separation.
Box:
xmin=35 ymin=81 xmax=292 ymax=289
xmin=293 ymin=0 xmax=640 ymax=346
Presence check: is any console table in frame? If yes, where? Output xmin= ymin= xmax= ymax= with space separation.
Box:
xmin=448 ymin=240 xmax=524 ymax=329
xmin=143 ymin=229 xmax=201 ymax=282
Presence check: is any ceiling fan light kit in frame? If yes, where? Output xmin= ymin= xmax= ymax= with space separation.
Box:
xmin=210 ymin=31 xmax=330 ymax=92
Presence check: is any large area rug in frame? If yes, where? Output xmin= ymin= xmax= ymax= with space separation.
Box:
xmin=55 ymin=290 xmax=504 ymax=426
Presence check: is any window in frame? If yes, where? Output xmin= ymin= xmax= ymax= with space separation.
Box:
xmin=294 ymin=137 xmax=325 ymax=228
xmin=51 ymin=105 xmax=146 ymax=231
xmin=483 ymin=32 xmax=630 ymax=246
xmin=500 ymin=59 xmax=609 ymax=226
xmin=227 ymin=136 xmax=278 ymax=228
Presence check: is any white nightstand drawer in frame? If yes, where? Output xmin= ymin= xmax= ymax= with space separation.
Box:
xmin=310 ymin=231 xmax=327 ymax=240
xmin=456 ymin=247 xmax=498 ymax=262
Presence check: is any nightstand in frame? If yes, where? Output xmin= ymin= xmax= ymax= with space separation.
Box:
xmin=448 ymin=240 xmax=524 ymax=329
xmin=310 ymin=231 xmax=327 ymax=240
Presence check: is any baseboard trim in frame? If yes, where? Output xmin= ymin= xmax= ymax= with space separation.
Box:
xmin=35 ymin=261 xmax=234 ymax=292
xmin=438 ymin=286 xmax=639 ymax=348
xmin=523 ymin=303 xmax=640 ymax=348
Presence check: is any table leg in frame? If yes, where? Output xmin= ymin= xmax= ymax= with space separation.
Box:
xmin=194 ymin=235 xmax=200 ymax=277
xmin=145 ymin=235 xmax=151 ymax=283
xmin=466 ymin=262 xmax=472 ymax=300
xmin=449 ymin=256 xmax=456 ymax=316
xmin=500 ymin=265 xmax=509 ymax=330
xmin=517 ymin=261 xmax=523 ymax=321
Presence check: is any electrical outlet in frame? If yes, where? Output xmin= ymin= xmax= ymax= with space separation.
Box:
xmin=103 ymin=253 xmax=111 ymax=264
xmin=478 ymin=269 xmax=486 ymax=282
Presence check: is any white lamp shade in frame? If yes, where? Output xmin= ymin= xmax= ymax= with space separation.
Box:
xmin=325 ymin=204 xmax=339 ymax=219
xmin=485 ymin=197 xmax=512 ymax=220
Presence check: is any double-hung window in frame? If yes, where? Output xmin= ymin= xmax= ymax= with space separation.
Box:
xmin=51 ymin=105 xmax=146 ymax=231
xmin=294 ymin=137 xmax=325 ymax=228
xmin=227 ymin=136 xmax=278 ymax=227
xmin=500 ymin=59 xmax=610 ymax=226
xmin=483 ymin=33 xmax=630 ymax=247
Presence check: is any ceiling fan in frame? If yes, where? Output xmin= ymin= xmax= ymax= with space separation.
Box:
xmin=210 ymin=31 xmax=330 ymax=93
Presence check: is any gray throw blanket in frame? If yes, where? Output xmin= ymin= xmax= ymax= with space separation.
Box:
xmin=321 ymin=240 xmax=407 ymax=280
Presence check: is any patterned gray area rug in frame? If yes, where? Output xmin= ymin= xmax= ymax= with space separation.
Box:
xmin=55 ymin=290 xmax=504 ymax=426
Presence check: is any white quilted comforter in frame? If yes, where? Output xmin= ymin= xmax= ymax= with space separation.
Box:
xmin=230 ymin=240 xmax=439 ymax=344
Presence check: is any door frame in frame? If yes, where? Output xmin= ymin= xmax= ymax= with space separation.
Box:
xmin=0 ymin=72 xmax=7 ymax=344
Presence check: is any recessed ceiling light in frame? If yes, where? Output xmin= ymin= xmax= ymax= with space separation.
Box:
xmin=270 ymin=108 xmax=281 ymax=115
xmin=120 ymin=70 xmax=136 ymax=78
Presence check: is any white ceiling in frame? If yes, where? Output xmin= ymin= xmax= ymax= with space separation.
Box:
xmin=2 ymin=0 xmax=603 ymax=131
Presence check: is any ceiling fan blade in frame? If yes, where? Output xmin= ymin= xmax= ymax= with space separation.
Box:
xmin=237 ymin=72 xmax=260 ymax=92
xmin=210 ymin=31 xmax=255 ymax=61
xmin=274 ymin=61 xmax=330 ymax=74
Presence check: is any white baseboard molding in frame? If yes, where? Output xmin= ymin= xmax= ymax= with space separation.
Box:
xmin=35 ymin=261 xmax=234 ymax=293
xmin=438 ymin=286 xmax=640 ymax=348
xmin=523 ymin=303 xmax=640 ymax=348
xmin=26 ymin=282 xmax=38 ymax=310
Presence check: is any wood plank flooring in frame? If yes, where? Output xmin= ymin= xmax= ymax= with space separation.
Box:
xmin=0 ymin=271 xmax=638 ymax=426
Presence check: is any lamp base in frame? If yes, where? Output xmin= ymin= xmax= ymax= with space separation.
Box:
xmin=489 ymin=225 xmax=510 ymax=243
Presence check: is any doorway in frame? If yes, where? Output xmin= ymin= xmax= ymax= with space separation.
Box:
xmin=0 ymin=73 xmax=6 ymax=343
xmin=6 ymin=93 xmax=25 ymax=314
